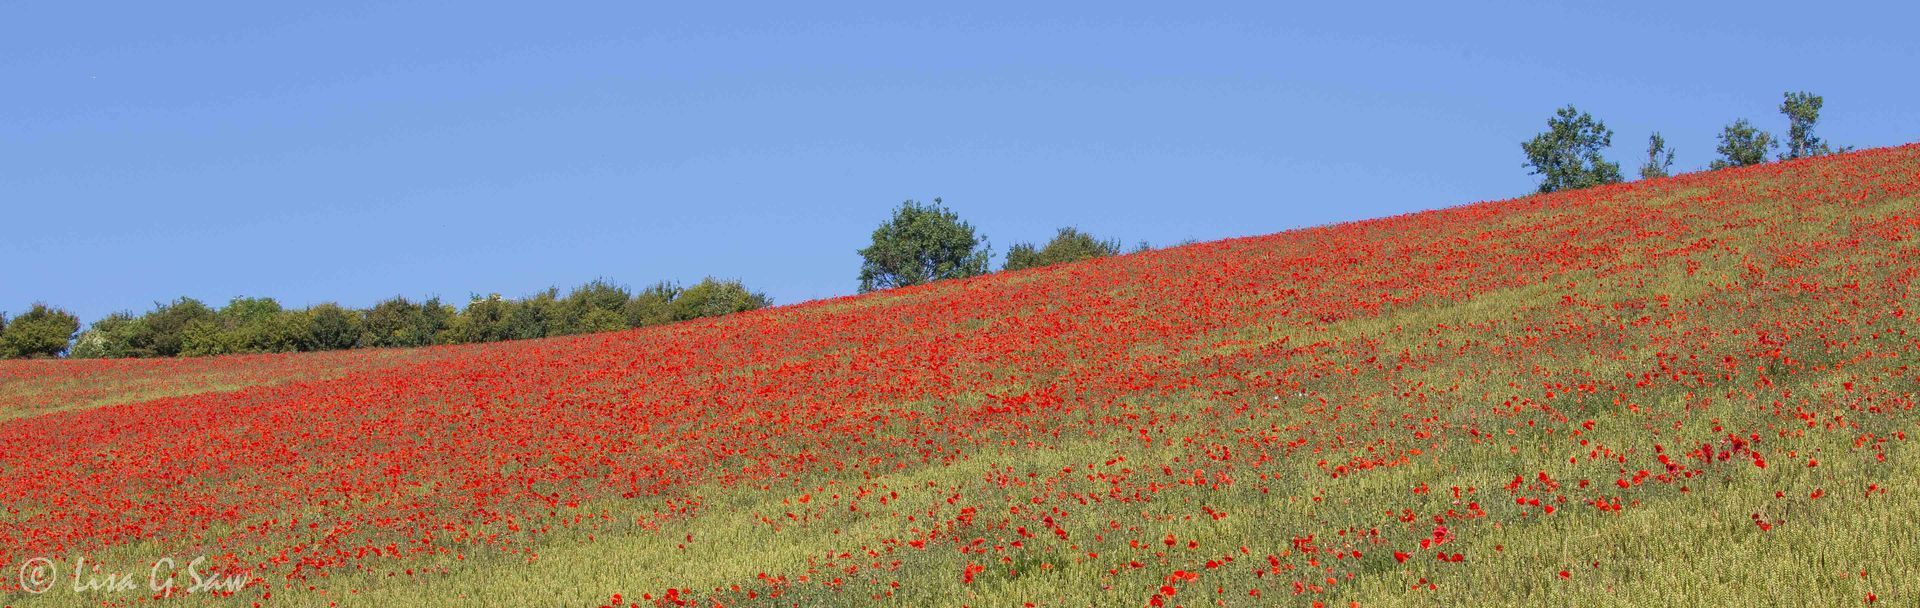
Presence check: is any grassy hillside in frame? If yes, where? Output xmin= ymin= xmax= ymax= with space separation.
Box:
xmin=4 ymin=145 xmax=1919 ymax=607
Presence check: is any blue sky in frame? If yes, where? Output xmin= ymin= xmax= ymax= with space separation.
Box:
xmin=6 ymin=2 xmax=1918 ymax=324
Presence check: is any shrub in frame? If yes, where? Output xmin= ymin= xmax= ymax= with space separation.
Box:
xmin=1004 ymin=227 xmax=1123 ymax=271
xmin=0 ymin=303 xmax=81 ymax=359
xmin=70 ymin=313 xmax=149 ymax=359
xmin=623 ymin=282 xmax=681 ymax=328
xmin=142 ymin=297 xmax=216 ymax=357
xmin=362 ymin=296 xmax=452 ymax=348
xmin=672 ymin=278 xmax=772 ymax=321
xmin=307 ymin=303 xmax=362 ymax=351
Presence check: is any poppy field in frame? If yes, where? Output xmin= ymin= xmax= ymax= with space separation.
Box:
xmin=5 ymin=145 xmax=1920 ymax=607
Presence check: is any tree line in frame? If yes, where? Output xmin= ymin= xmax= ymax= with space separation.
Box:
xmin=0 ymin=278 xmax=769 ymax=360
xmin=5 ymin=89 xmax=1859 ymax=359
xmin=1522 ymin=90 xmax=1849 ymax=192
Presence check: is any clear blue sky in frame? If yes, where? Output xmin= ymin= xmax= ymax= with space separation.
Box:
xmin=6 ymin=2 xmax=1918 ymax=324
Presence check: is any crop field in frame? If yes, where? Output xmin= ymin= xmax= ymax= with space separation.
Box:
xmin=4 ymin=145 xmax=1919 ymax=607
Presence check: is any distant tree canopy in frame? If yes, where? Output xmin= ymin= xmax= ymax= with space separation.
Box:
xmin=1639 ymin=132 xmax=1676 ymax=180
xmin=1521 ymin=105 xmax=1623 ymax=193
xmin=857 ymin=198 xmax=992 ymax=293
xmin=672 ymin=278 xmax=773 ymax=322
xmin=41 ymin=277 xmax=773 ymax=360
xmin=1004 ymin=227 xmax=1123 ymax=272
xmin=1711 ymin=118 xmax=1777 ymax=170
xmin=1779 ymin=91 xmax=1849 ymax=161
xmin=0 ymin=304 xmax=80 ymax=359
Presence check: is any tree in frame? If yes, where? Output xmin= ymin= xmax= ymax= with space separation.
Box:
xmin=362 ymin=296 xmax=452 ymax=348
xmin=143 ymin=297 xmax=216 ymax=357
xmin=623 ymin=282 xmax=680 ymax=328
xmin=0 ymin=303 xmax=80 ymax=358
xmin=1638 ymin=132 xmax=1676 ymax=180
xmin=307 ymin=303 xmax=362 ymax=351
xmin=504 ymin=288 xmax=558 ymax=340
xmin=216 ymin=296 xmax=307 ymax=354
xmin=70 ymin=313 xmax=149 ymax=358
xmin=671 ymin=278 xmax=772 ymax=321
xmin=1779 ymin=91 xmax=1847 ymax=160
xmin=1711 ymin=119 xmax=1777 ymax=169
xmin=552 ymin=279 xmax=631 ymax=336
xmin=857 ymin=198 xmax=992 ymax=292
xmin=1004 ymin=227 xmax=1124 ymax=271
xmin=1521 ymin=105 xmax=1623 ymax=193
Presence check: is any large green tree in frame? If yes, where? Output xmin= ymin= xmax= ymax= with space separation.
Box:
xmin=1779 ymin=91 xmax=1846 ymax=160
xmin=1521 ymin=105 xmax=1623 ymax=193
xmin=857 ymin=198 xmax=992 ymax=292
xmin=0 ymin=304 xmax=80 ymax=358
xmin=1004 ymin=227 xmax=1123 ymax=271
xmin=1711 ymin=119 xmax=1777 ymax=169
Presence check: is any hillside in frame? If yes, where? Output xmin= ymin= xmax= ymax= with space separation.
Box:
xmin=4 ymin=145 xmax=1919 ymax=607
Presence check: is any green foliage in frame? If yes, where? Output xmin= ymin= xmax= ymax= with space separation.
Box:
xmin=1003 ymin=227 xmax=1123 ymax=271
xmin=623 ymin=282 xmax=680 ymax=328
xmin=307 ymin=304 xmax=362 ymax=351
xmin=552 ymin=279 xmax=632 ymax=337
xmin=178 ymin=318 xmax=235 ymax=357
xmin=362 ymin=296 xmax=453 ymax=348
xmin=443 ymin=294 xmax=515 ymax=345
xmin=576 ymin=308 xmax=628 ymax=334
xmin=70 ymin=313 xmax=148 ymax=359
xmin=1520 ymin=105 xmax=1623 ymax=193
xmin=1711 ymin=118 xmax=1778 ymax=169
xmin=0 ymin=303 xmax=81 ymax=359
xmin=1639 ymin=132 xmax=1675 ymax=180
xmin=1779 ymin=91 xmax=1848 ymax=160
xmin=143 ymin=297 xmax=216 ymax=357
xmin=671 ymin=278 xmax=772 ymax=322
xmin=43 ymin=275 xmax=773 ymax=359
xmin=504 ymin=289 xmax=559 ymax=341
xmin=857 ymin=198 xmax=992 ymax=292
xmin=215 ymin=297 xmax=310 ymax=354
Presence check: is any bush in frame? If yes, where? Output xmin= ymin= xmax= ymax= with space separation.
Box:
xmin=217 ymin=297 xmax=308 ymax=354
xmin=443 ymin=294 xmax=514 ymax=345
xmin=553 ymin=279 xmax=631 ymax=336
xmin=0 ymin=303 xmax=81 ymax=359
xmin=70 ymin=313 xmax=149 ymax=359
xmin=672 ymin=278 xmax=772 ymax=321
xmin=1004 ymin=227 xmax=1123 ymax=271
xmin=623 ymin=282 xmax=680 ymax=328
xmin=362 ymin=296 xmax=452 ymax=348
xmin=307 ymin=304 xmax=362 ymax=351
xmin=504 ymin=289 xmax=558 ymax=341
xmin=142 ymin=297 xmax=216 ymax=357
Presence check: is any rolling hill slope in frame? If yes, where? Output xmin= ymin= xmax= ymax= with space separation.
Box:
xmin=4 ymin=145 xmax=1920 ymax=607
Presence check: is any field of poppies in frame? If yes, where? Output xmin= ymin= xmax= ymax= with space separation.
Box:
xmin=5 ymin=145 xmax=1920 ymax=607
